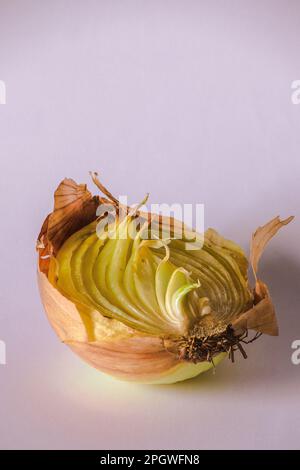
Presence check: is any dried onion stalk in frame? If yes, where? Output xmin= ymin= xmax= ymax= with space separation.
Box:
xmin=36 ymin=175 xmax=293 ymax=384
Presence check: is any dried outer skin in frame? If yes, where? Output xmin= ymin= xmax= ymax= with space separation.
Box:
xmin=37 ymin=179 xmax=100 ymax=273
xmin=232 ymin=215 xmax=294 ymax=337
xmin=232 ymin=281 xmax=277 ymax=336
xmin=36 ymin=177 xmax=293 ymax=383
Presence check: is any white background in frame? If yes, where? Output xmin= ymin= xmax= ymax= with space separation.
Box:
xmin=0 ymin=0 xmax=299 ymax=449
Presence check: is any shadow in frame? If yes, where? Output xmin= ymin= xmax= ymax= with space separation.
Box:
xmin=260 ymin=252 xmax=300 ymax=339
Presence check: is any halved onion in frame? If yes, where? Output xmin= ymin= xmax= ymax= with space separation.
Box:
xmin=37 ymin=175 xmax=293 ymax=383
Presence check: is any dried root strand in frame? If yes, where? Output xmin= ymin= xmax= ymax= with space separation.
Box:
xmin=175 ymin=326 xmax=262 ymax=364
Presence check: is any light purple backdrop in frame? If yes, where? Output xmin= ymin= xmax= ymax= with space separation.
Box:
xmin=0 ymin=0 xmax=299 ymax=450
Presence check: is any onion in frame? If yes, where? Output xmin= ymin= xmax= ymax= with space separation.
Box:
xmin=36 ymin=174 xmax=293 ymax=384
